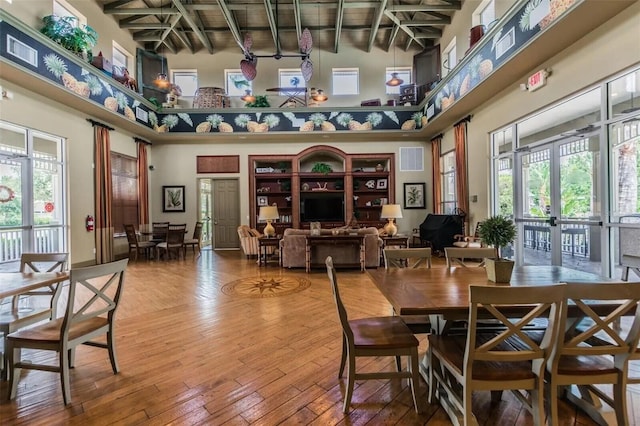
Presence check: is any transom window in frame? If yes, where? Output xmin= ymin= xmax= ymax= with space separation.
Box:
xmin=53 ymin=0 xmax=86 ymax=26
xmin=442 ymin=38 xmax=457 ymax=77
xmin=112 ymin=42 xmax=132 ymax=72
xmin=279 ymin=69 xmax=306 ymax=89
xmin=473 ymin=0 xmax=495 ymax=27
xmin=332 ymin=68 xmax=359 ymax=95
xmin=385 ymin=67 xmax=412 ymax=95
xmin=171 ymin=70 xmax=198 ymax=97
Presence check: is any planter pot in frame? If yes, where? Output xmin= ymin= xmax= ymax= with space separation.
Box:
xmin=485 ymin=258 xmax=514 ymax=283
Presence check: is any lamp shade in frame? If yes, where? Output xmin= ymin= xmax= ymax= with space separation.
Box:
xmin=154 ymin=73 xmax=170 ymax=89
xmin=380 ymin=204 xmax=403 ymax=219
xmin=258 ymin=205 xmax=279 ymax=221
xmin=385 ymin=72 xmax=404 ymax=87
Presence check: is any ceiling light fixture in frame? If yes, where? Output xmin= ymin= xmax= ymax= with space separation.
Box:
xmin=385 ymin=0 xmax=403 ymax=87
xmin=153 ymin=1 xmax=170 ymax=89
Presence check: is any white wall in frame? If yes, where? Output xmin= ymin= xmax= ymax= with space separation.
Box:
xmin=150 ymin=140 xmax=430 ymax=236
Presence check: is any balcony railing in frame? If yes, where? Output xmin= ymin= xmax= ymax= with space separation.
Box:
xmin=0 ymin=226 xmax=64 ymax=264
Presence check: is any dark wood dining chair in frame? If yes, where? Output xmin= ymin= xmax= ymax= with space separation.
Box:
xmin=0 ymin=252 xmax=68 ymax=379
xmin=428 ymin=284 xmax=565 ymax=425
xmin=546 ymin=282 xmax=640 ymax=426
xmin=325 ymin=256 xmax=423 ymax=413
xmin=183 ymin=221 xmax=203 ymax=257
xmin=149 ymin=222 xmax=169 ymax=244
xmin=6 ymin=259 xmax=128 ymax=405
xmin=124 ymin=224 xmax=156 ymax=261
xmin=157 ymin=223 xmax=187 ymax=260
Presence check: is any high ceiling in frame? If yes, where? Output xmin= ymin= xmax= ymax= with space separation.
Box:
xmin=95 ymin=0 xmax=460 ymax=55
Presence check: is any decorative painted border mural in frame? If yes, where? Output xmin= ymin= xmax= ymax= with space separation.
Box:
xmin=0 ymin=0 xmax=578 ymax=136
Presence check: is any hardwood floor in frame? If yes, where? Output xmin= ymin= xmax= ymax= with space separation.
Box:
xmin=1 ymin=249 xmax=639 ymax=425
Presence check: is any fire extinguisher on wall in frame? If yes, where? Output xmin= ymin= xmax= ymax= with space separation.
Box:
xmin=86 ymin=215 xmax=94 ymax=232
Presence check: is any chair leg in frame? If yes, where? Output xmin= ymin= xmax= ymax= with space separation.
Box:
xmin=60 ymin=345 xmax=71 ymax=405
xmin=107 ymin=328 xmax=120 ymax=374
xmin=395 ymin=355 xmax=402 ymax=372
xmin=530 ymin=379 xmax=545 ymax=426
xmin=343 ymin=353 xmax=356 ymax=413
xmin=549 ymin=381 xmax=559 ymax=426
xmin=613 ymin=380 xmax=629 ymax=426
xmin=338 ymin=335 xmax=347 ymax=378
xmin=7 ymin=343 xmax=21 ymax=400
xmin=428 ymin=347 xmax=436 ymax=404
xmin=463 ymin=385 xmax=474 ymax=426
xmin=622 ymin=266 xmax=629 ymax=281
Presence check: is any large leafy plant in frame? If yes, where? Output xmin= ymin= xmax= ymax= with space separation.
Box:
xmin=40 ymin=15 xmax=98 ymax=55
xmin=477 ymin=215 xmax=516 ymax=258
xmin=245 ymin=95 xmax=270 ymax=108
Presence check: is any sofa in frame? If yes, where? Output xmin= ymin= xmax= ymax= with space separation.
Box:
xmin=237 ymin=225 xmax=276 ymax=258
xmin=279 ymin=227 xmax=382 ymax=269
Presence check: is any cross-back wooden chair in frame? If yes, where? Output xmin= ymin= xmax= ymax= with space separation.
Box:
xmin=326 ymin=256 xmax=423 ymax=414
xmin=546 ymin=282 xmax=640 ymax=426
xmin=383 ymin=247 xmax=432 ymax=269
xmin=383 ymin=247 xmax=432 ymax=335
xmin=156 ymin=223 xmax=187 ymax=260
xmin=0 ymin=253 xmax=68 ymax=379
xmin=428 ymin=284 xmax=565 ymax=426
xmin=6 ymin=259 xmax=128 ymax=405
xmin=124 ymin=224 xmax=156 ymax=261
xmin=183 ymin=221 xmax=203 ymax=257
xmin=444 ymin=247 xmax=498 ymax=268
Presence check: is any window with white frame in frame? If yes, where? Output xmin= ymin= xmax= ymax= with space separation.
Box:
xmin=171 ymin=69 xmax=198 ymax=97
xmin=385 ymin=67 xmax=412 ymax=94
xmin=442 ymin=38 xmax=457 ymax=78
xmin=279 ymin=69 xmax=306 ymax=89
xmin=332 ymin=68 xmax=359 ymax=95
xmin=441 ymin=150 xmax=457 ymax=214
xmin=472 ymin=0 xmax=495 ymax=27
xmin=53 ymin=0 xmax=86 ymax=26
xmin=112 ymin=42 xmax=133 ymax=72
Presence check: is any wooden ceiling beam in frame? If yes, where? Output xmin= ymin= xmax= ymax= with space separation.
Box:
xmin=172 ymin=0 xmax=214 ymax=54
xmin=263 ymin=0 xmax=281 ymax=52
xmin=366 ymin=0 xmax=387 ymax=52
xmin=292 ymin=0 xmax=302 ymax=43
xmin=216 ymin=0 xmax=245 ymax=52
xmin=103 ymin=8 xmax=180 ymax=15
xmin=334 ymin=0 xmax=345 ymax=53
xmin=383 ymin=10 xmax=425 ymax=49
xmin=388 ymin=4 xmax=461 ymax=12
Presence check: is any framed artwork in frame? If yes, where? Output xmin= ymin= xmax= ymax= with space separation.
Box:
xmin=163 ymin=185 xmax=185 ymax=212
xmin=376 ymin=179 xmax=388 ymax=190
xmin=404 ymin=182 xmax=425 ymax=209
xmin=257 ymin=196 xmax=268 ymax=206
xmin=225 ymin=69 xmax=252 ymax=97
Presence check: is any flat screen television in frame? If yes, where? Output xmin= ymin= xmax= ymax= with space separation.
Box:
xmin=300 ymin=193 xmax=344 ymax=222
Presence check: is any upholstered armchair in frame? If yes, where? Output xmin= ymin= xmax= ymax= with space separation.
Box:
xmin=237 ymin=225 xmax=262 ymax=257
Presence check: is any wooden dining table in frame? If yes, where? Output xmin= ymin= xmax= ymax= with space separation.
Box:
xmin=366 ymin=265 xmax=633 ymax=426
xmin=0 ymin=272 xmax=69 ymax=299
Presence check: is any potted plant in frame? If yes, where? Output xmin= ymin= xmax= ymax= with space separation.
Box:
xmin=311 ymin=162 xmax=332 ymax=174
xmin=40 ymin=15 xmax=98 ymax=57
xmin=245 ymin=95 xmax=270 ymax=107
xmin=477 ymin=215 xmax=517 ymax=282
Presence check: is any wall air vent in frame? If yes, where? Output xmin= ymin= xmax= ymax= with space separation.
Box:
xmin=7 ymin=35 xmax=38 ymax=67
xmin=399 ymin=147 xmax=424 ymax=171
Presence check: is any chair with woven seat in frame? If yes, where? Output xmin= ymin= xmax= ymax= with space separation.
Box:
xmin=183 ymin=221 xmax=203 ymax=257
xmin=149 ymin=222 xmax=169 ymax=245
xmin=157 ymin=223 xmax=187 ymax=260
xmin=546 ymin=282 xmax=640 ymax=426
xmin=124 ymin=224 xmax=156 ymax=261
xmin=0 ymin=253 xmax=68 ymax=379
xmin=6 ymin=259 xmax=128 ymax=405
xmin=428 ymin=284 xmax=565 ymax=425
xmin=383 ymin=247 xmax=432 ymax=334
xmin=326 ymin=256 xmax=423 ymax=414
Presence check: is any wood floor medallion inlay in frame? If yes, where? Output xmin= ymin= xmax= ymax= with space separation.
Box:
xmin=221 ymin=275 xmax=311 ymax=298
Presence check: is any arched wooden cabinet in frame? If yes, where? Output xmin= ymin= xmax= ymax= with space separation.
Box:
xmin=250 ymin=146 xmax=395 ymax=233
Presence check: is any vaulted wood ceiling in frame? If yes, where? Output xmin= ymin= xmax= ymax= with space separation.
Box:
xmin=95 ymin=0 xmax=460 ymax=55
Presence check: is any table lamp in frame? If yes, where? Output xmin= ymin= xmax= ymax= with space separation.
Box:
xmin=259 ymin=205 xmax=279 ymax=237
xmin=380 ymin=204 xmax=402 ymax=236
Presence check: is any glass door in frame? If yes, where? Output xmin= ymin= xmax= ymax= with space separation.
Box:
xmin=198 ymin=179 xmax=212 ymax=247
xmin=516 ymin=136 xmax=603 ymax=273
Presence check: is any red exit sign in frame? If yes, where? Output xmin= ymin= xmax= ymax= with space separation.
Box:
xmin=527 ymin=69 xmax=549 ymax=92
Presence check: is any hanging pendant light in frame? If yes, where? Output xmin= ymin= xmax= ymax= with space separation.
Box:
xmin=153 ymin=2 xmax=170 ymax=89
xmin=241 ymin=89 xmax=256 ymax=103
xmin=385 ymin=0 xmax=403 ymax=87
xmin=312 ymin=88 xmax=327 ymax=102
xmin=386 ymin=72 xmax=404 ymax=87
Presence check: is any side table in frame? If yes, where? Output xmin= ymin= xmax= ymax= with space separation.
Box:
xmin=258 ymin=236 xmax=282 ymax=266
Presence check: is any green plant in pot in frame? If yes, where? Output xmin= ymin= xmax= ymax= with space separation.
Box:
xmin=477 ymin=215 xmax=517 ymax=283
xmin=311 ymin=162 xmax=332 ymax=174
xmin=40 ymin=15 xmax=98 ymax=56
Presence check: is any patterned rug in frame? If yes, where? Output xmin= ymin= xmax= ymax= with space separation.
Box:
xmin=221 ymin=276 xmax=312 ymax=298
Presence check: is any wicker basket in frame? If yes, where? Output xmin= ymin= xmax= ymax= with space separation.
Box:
xmin=192 ymin=87 xmax=229 ymax=108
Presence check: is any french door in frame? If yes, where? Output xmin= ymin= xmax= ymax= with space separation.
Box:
xmin=515 ymin=135 xmax=603 ymax=273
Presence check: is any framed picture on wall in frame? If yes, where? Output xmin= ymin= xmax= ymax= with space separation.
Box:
xmin=163 ymin=185 xmax=185 ymax=212
xmin=257 ymin=196 xmax=268 ymax=206
xmin=404 ymin=182 xmax=425 ymax=209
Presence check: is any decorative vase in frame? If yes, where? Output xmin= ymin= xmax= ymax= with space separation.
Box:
xmin=485 ymin=258 xmax=515 ymax=283
xmin=375 ymin=163 xmax=384 ymax=172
